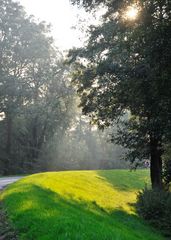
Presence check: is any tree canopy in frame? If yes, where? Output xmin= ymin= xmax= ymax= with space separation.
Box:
xmin=0 ymin=0 xmax=124 ymax=174
xmin=0 ymin=0 xmax=74 ymax=174
xmin=69 ymin=0 xmax=171 ymax=189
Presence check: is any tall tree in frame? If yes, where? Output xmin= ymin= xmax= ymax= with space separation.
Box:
xmin=0 ymin=0 xmax=73 ymax=174
xmin=0 ymin=0 xmax=52 ymax=172
xmin=69 ymin=0 xmax=171 ymax=189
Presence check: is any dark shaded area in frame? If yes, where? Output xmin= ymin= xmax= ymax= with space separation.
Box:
xmin=0 ymin=202 xmax=18 ymax=240
xmin=98 ymin=170 xmax=150 ymax=192
xmin=136 ymin=188 xmax=171 ymax=238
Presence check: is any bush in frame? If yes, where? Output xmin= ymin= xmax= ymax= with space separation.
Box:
xmin=136 ymin=188 xmax=171 ymax=237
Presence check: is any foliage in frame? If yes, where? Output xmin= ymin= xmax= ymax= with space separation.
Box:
xmin=0 ymin=0 xmax=74 ymax=174
xmin=69 ymin=0 xmax=171 ymax=189
xmin=162 ymin=144 xmax=171 ymax=190
xmin=1 ymin=170 xmax=164 ymax=240
xmin=136 ymin=188 xmax=171 ymax=237
xmin=0 ymin=0 xmax=126 ymax=175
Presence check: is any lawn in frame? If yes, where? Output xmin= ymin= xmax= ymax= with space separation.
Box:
xmin=1 ymin=170 xmax=164 ymax=240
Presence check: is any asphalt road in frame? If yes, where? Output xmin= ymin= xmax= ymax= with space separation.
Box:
xmin=0 ymin=176 xmax=22 ymax=190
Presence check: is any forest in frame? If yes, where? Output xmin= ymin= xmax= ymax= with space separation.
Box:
xmin=0 ymin=0 xmax=171 ymax=190
xmin=0 ymin=0 xmax=125 ymax=175
xmin=0 ymin=0 xmax=171 ymax=239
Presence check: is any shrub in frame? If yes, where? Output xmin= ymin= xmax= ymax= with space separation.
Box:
xmin=136 ymin=188 xmax=171 ymax=237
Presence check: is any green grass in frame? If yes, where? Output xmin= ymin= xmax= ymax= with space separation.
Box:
xmin=1 ymin=170 xmax=164 ymax=240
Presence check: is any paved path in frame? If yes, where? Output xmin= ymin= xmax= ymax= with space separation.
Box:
xmin=0 ymin=176 xmax=23 ymax=190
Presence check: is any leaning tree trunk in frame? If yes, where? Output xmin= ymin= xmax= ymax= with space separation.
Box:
xmin=150 ymin=136 xmax=163 ymax=190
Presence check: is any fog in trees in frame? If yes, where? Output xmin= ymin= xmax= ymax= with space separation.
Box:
xmin=0 ymin=0 xmax=126 ymax=175
xmin=41 ymin=105 xmax=127 ymax=171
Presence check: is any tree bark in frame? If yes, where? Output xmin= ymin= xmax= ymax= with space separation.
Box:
xmin=3 ymin=113 xmax=13 ymax=174
xmin=31 ymin=118 xmax=38 ymax=160
xmin=6 ymin=115 xmax=12 ymax=155
xmin=150 ymin=136 xmax=163 ymax=189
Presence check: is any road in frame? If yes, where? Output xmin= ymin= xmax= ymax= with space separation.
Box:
xmin=0 ymin=176 xmax=22 ymax=190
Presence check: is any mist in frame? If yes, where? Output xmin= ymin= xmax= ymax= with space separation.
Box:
xmin=40 ymin=111 xmax=128 ymax=172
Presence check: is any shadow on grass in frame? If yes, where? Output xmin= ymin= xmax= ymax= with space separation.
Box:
xmin=0 ymin=202 xmax=18 ymax=240
xmin=3 ymin=183 xmax=163 ymax=240
xmin=97 ymin=170 xmax=150 ymax=192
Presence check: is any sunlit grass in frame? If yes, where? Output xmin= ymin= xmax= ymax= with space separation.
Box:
xmin=1 ymin=170 xmax=164 ymax=240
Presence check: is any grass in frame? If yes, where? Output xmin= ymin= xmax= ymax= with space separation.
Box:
xmin=0 ymin=169 xmax=164 ymax=240
xmin=0 ymin=202 xmax=18 ymax=239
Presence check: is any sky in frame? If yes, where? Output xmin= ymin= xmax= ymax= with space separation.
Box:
xmin=18 ymin=0 xmax=92 ymax=51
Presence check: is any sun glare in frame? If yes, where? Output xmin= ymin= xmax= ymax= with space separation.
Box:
xmin=125 ymin=6 xmax=139 ymax=20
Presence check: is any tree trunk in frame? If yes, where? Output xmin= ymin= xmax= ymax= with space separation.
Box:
xmin=4 ymin=113 xmax=13 ymax=174
xmin=30 ymin=117 xmax=39 ymax=164
xmin=6 ymin=115 xmax=12 ymax=155
xmin=150 ymin=136 xmax=163 ymax=189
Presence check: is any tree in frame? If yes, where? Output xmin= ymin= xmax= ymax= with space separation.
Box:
xmin=0 ymin=0 xmax=74 ymax=174
xmin=0 ymin=0 xmax=52 ymax=172
xmin=162 ymin=143 xmax=171 ymax=190
xmin=12 ymin=54 xmax=74 ymax=173
xmin=69 ymin=0 xmax=171 ymax=189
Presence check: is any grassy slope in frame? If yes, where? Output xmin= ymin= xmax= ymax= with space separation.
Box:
xmin=1 ymin=170 xmax=164 ymax=240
